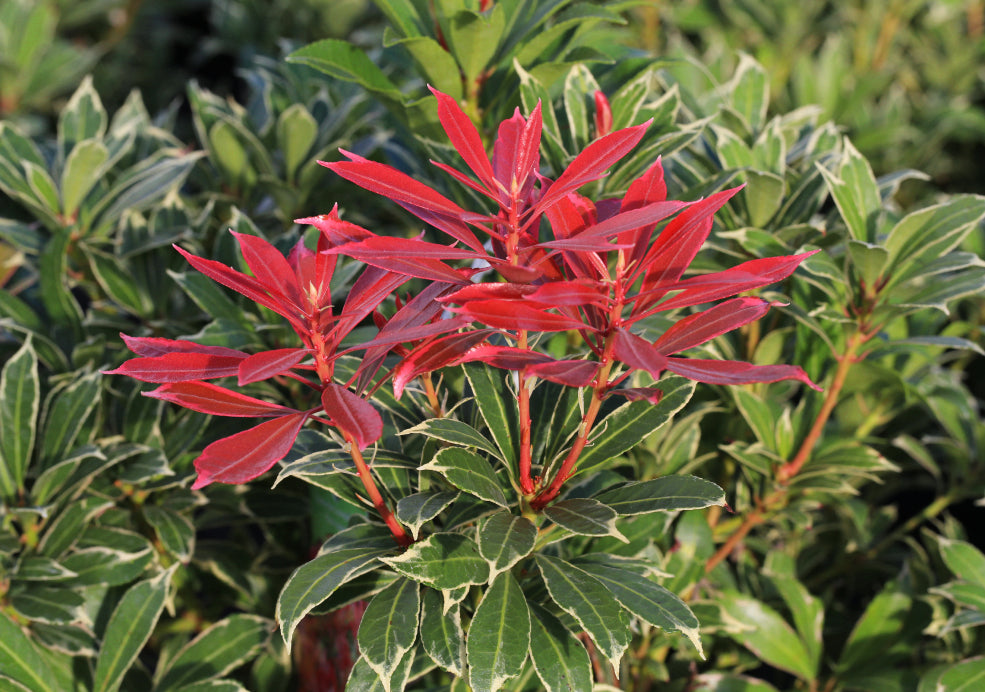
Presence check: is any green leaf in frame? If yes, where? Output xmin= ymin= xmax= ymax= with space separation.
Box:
xmin=58 ymin=76 xmax=107 ymax=156
xmin=932 ymin=582 xmax=985 ymax=613
xmin=40 ymin=370 xmax=100 ymax=466
xmin=447 ymin=6 xmax=506 ymax=84
xmin=693 ymin=673 xmax=780 ymax=692
xmin=463 ymin=363 xmax=519 ymax=467
xmin=937 ymin=657 xmax=985 ymax=691
xmin=276 ymin=548 xmax=390 ymax=648
xmin=0 ymin=611 xmax=58 ymax=692
xmin=400 ymin=418 xmax=504 ymax=462
xmin=92 ymin=566 xmax=176 ymax=692
xmin=37 ymin=497 xmax=113 ymax=557
xmin=939 ymin=538 xmax=985 ymax=589
xmin=574 ymin=376 xmax=695 ymax=477
xmin=466 ymin=572 xmax=530 ymax=692
xmin=208 ymin=121 xmax=254 ymax=188
xmin=39 ymin=232 xmax=83 ymax=335
xmin=717 ymin=591 xmax=814 ymax=680
xmin=382 ymin=533 xmax=489 ymax=590
xmin=420 ymin=448 xmax=508 ymax=507
xmin=396 ymin=491 xmax=459 ymax=539
xmin=24 ymin=162 xmax=60 ymax=213
xmin=728 ymin=53 xmax=769 ymax=132
xmin=528 ymin=605 xmax=593 ymax=692
xmin=744 ymin=170 xmax=785 ymax=227
xmin=563 ymin=64 xmax=598 ymax=149
xmin=142 ymin=505 xmax=195 ymax=562
xmin=477 ymin=511 xmax=536 ymax=578
xmin=847 ymin=240 xmax=890 ymax=289
xmin=576 ymin=562 xmax=702 ymax=655
xmin=420 ymin=588 xmax=464 ymax=677
xmin=385 ymin=33 xmax=462 ymax=100
xmin=593 ymin=475 xmax=725 ymax=515
xmin=764 ymin=560 xmax=823 ymax=674
xmin=61 ymin=139 xmax=108 ymax=217
xmin=60 ymin=545 xmax=154 ymax=587
xmin=544 ymin=498 xmax=626 ymax=542
xmin=344 ymin=652 xmax=416 ymax=692
xmin=818 ymin=138 xmax=880 ymax=241
xmin=15 ymin=556 xmax=76 ymax=581
xmin=535 ymin=555 xmax=631 ymax=668
xmin=0 ymin=337 xmax=38 ymax=498
xmin=276 ymin=104 xmax=317 ymax=180
xmin=85 ymin=247 xmax=154 ymax=317
xmin=358 ymin=578 xmax=420 ymax=692
xmin=835 ymin=589 xmax=911 ymax=674
xmin=155 ymin=614 xmax=271 ymax=690
xmin=287 ymin=40 xmax=402 ymax=101
xmin=8 ymin=586 xmax=85 ymax=625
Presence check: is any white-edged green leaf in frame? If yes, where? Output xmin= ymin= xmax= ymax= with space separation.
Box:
xmin=0 ymin=336 xmax=39 ymax=498
xmin=528 ymin=604 xmax=592 ymax=692
xmin=400 ymin=418 xmax=503 ymax=462
xmin=358 ymin=578 xmax=420 ymax=692
xmin=58 ymin=76 xmax=107 ymax=155
xmin=60 ymin=545 xmax=153 ymax=586
xmin=344 ymin=651 xmax=415 ymax=692
xmin=477 ymin=511 xmax=536 ymax=578
xmin=15 ymin=556 xmax=76 ymax=581
xmin=577 ymin=562 xmax=702 ymax=656
xmin=142 ymin=505 xmax=195 ymax=562
xmin=8 ymin=586 xmax=85 ymax=625
xmin=93 ymin=565 xmax=176 ymax=692
xmin=847 ymin=240 xmax=889 ymax=288
xmin=40 ymin=370 xmax=100 ymax=466
xmin=937 ymin=657 xmax=985 ymax=691
xmin=61 ymin=138 xmax=108 ymax=216
xmin=535 ymin=554 xmax=631 ymax=668
xmin=155 ymin=614 xmax=271 ymax=690
xmin=276 ymin=548 xmax=390 ymax=648
xmin=728 ymin=53 xmax=769 ymax=132
xmin=420 ymin=587 xmax=464 ymax=677
xmin=593 ymin=475 xmax=725 ymax=515
xmin=0 ymin=611 xmax=58 ymax=692
xmin=396 ymin=491 xmax=459 ymax=539
xmin=466 ymin=572 xmax=530 ymax=692
xmin=544 ymin=498 xmax=626 ymax=542
xmin=717 ymin=591 xmax=814 ymax=680
xmin=817 ymin=138 xmax=880 ymax=241
xmin=420 ymin=448 xmax=508 ymax=507
xmin=382 ymin=533 xmax=488 ymax=590
xmin=463 ymin=363 xmax=518 ymax=466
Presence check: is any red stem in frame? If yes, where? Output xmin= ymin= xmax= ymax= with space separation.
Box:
xmin=346 ymin=433 xmax=412 ymax=548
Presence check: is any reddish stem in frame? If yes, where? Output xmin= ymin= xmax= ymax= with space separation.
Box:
xmin=346 ymin=433 xmax=412 ymax=548
xmin=517 ymin=331 xmax=535 ymax=494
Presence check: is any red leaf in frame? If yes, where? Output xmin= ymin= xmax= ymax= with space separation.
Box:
xmin=527 ymin=359 xmax=600 ymax=387
xmin=594 ymin=90 xmax=612 ymax=138
xmin=118 ymin=334 xmax=246 ymax=358
xmin=320 ymin=383 xmax=383 ymax=450
xmin=606 ymin=387 xmax=664 ymax=404
xmin=535 ymin=121 xmax=650 ymax=212
xmin=145 ymin=381 xmax=296 ymax=417
xmin=238 ymin=348 xmax=308 ymax=385
xmin=452 ymin=299 xmax=589 ymax=332
xmin=103 ymin=352 xmax=247 ymax=383
xmin=664 ymin=357 xmax=821 ymax=390
xmin=523 ymin=280 xmax=610 ymax=308
xmin=296 ymin=209 xmax=374 ymax=246
xmin=654 ymin=297 xmax=771 ymax=355
xmin=174 ymin=245 xmax=305 ymax=332
xmin=431 ymin=87 xmax=497 ymax=195
xmin=391 ymin=330 xmax=492 ymax=398
xmin=352 ymin=317 xmax=470 ymax=353
xmin=441 ymin=282 xmax=535 ymax=304
xmin=541 ymin=200 xmax=687 ymax=246
xmin=612 ymin=328 xmax=669 ymax=380
xmin=458 ymin=345 xmax=553 ymax=370
xmin=622 ymin=158 xmax=667 ymax=210
xmin=191 ymin=412 xmax=309 ymax=489
xmin=332 ymin=265 xmax=409 ymax=345
xmin=644 ymin=251 xmax=819 ymax=312
xmin=231 ymin=231 xmax=300 ymax=306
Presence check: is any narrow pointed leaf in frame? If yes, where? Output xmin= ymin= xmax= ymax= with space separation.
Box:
xmin=358 ymin=578 xmax=420 ymax=691
xmin=664 ymin=357 xmax=820 ymax=390
xmin=157 ymin=615 xmax=272 ymax=690
xmin=396 ymin=491 xmax=459 ymax=539
xmin=654 ymin=297 xmax=771 ymax=355
xmin=392 ymin=331 xmax=492 ymax=399
xmin=105 ymin=352 xmax=246 ymax=383
xmin=382 ymin=533 xmax=489 ymax=590
xmin=594 ymin=475 xmax=725 ymax=515
xmin=321 ymin=384 xmax=382 ymax=450
xmin=467 ymin=572 xmax=530 ymax=692
xmin=237 ymin=348 xmax=307 ymax=385
xmin=453 ymin=299 xmax=587 ymax=331
xmin=477 ymin=511 xmax=537 ymax=577
xmin=420 ymin=588 xmax=464 ymax=676
xmin=400 ymin=418 xmax=503 ymax=462
xmin=230 ymin=231 xmax=300 ymax=305
xmin=0 ymin=337 xmax=39 ymax=497
xmin=718 ymin=591 xmax=814 ymax=680
xmin=465 ymin=363 xmax=519 ymax=466
xmin=191 ymin=412 xmax=309 ymax=488
xmin=529 ymin=605 xmax=593 ymax=692
xmin=535 ymin=555 xmax=631 ymax=668
xmin=277 ymin=548 xmax=391 ymax=648
xmin=420 ymin=447 xmax=508 ymax=507
xmin=93 ymin=566 xmax=176 ymax=692
xmin=431 ymin=87 xmax=497 ymax=194
xmin=117 ymin=334 xmax=246 ymax=358
xmin=0 ymin=611 xmax=59 ymax=692
xmin=145 ymin=381 xmax=295 ymax=417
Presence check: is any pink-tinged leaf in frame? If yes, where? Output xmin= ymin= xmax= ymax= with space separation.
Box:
xmin=606 ymin=387 xmax=664 ymax=404
xmin=430 ymin=160 xmax=500 ymax=203
xmin=322 ymin=155 xmax=487 ymax=253
xmin=527 ymin=359 xmax=600 ymax=387
xmin=174 ymin=245 xmax=305 ymax=332
xmin=612 ymin=328 xmax=669 ymax=380
xmin=145 ymin=381 xmax=297 ymax=417
xmin=296 ymin=209 xmax=374 ymax=246
xmin=458 ymin=345 xmax=553 ymax=369
xmin=441 ymin=282 xmax=536 ymax=304
xmin=492 ymin=260 xmax=546 ymax=283
xmin=512 ymin=101 xmax=543 ymax=193
xmin=328 ymin=235 xmax=480 ymax=260
xmin=288 ymin=236 xmax=335 ymax=311
xmin=540 ymin=200 xmax=687 ymax=246
xmin=654 ymin=297 xmax=771 ymax=355
xmin=635 ymin=186 xmax=743 ymax=296
xmin=538 ymin=235 xmax=631 ymax=253
xmin=332 ymin=265 xmax=409 ymax=345
xmin=238 ymin=348 xmax=308 ymax=385
xmin=452 ymin=299 xmax=590 ymax=332
xmin=103 ymin=352 xmax=247 ymax=383
xmin=542 ymin=193 xmax=599 ymax=280
xmin=594 ymin=90 xmax=612 ymax=138
xmin=622 ymin=158 xmax=667 ymax=210
xmin=231 ymin=231 xmax=301 ymax=306
xmin=643 ymin=251 xmax=819 ymax=312
xmin=191 ymin=412 xmax=309 ymax=489
xmin=320 ymin=383 xmax=383 ymax=450
xmin=391 ymin=330 xmax=493 ymax=398
xmin=535 ymin=121 xmax=650 ymax=212
xmin=523 ymin=280 xmax=610 ymax=308
xmin=431 ymin=87 xmax=497 ymax=194
xmin=664 ymin=357 xmax=821 ymax=390
xmin=329 ymin=242 xmax=473 ymax=284
xmin=118 ymin=334 xmax=247 ymax=358
xmin=352 ymin=316 xmax=470 ymax=353
xmin=492 ymin=109 xmax=526 ymax=190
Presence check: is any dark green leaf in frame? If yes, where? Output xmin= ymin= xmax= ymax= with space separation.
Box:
xmin=420 ymin=448 xmax=508 ymax=507
xmin=358 ymin=578 xmax=420 ymax=691
xmin=544 ymin=498 xmax=626 ymax=542
xmin=382 ymin=533 xmax=489 ymax=590
xmin=60 ymin=545 xmax=153 ymax=586
xmin=92 ymin=566 xmax=175 ymax=692
xmin=8 ymin=586 xmax=85 ymax=625
xmin=937 ymin=657 xmax=985 ymax=691
xmin=287 ymin=40 xmax=402 ymax=101
xmin=939 ymin=539 xmax=985 ymax=589
xmin=400 ymin=418 xmax=504 ymax=462
xmin=155 ymin=614 xmax=271 ymax=690
xmin=477 ymin=511 xmax=536 ymax=577
xmin=143 ymin=505 xmax=195 ymax=562
xmin=528 ymin=604 xmax=592 ymax=692
xmin=466 ymin=572 xmax=529 ymax=692
xmin=0 ymin=337 xmax=38 ymax=498
xmin=593 ymin=475 xmax=724 ymax=515
xmin=420 ymin=588 xmax=464 ymax=677
xmin=535 ymin=555 xmax=631 ymax=668
xmin=0 ymin=611 xmax=58 ymax=692
xmin=396 ymin=491 xmax=459 ymax=539
xmin=463 ymin=363 xmax=519 ymax=467
xmin=717 ymin=591 xmax=814 ymax=680
xmin=40 ymin=370 xmax=100 ymax=466
xmin=835 ymin=589 xmax=911 ymax=674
